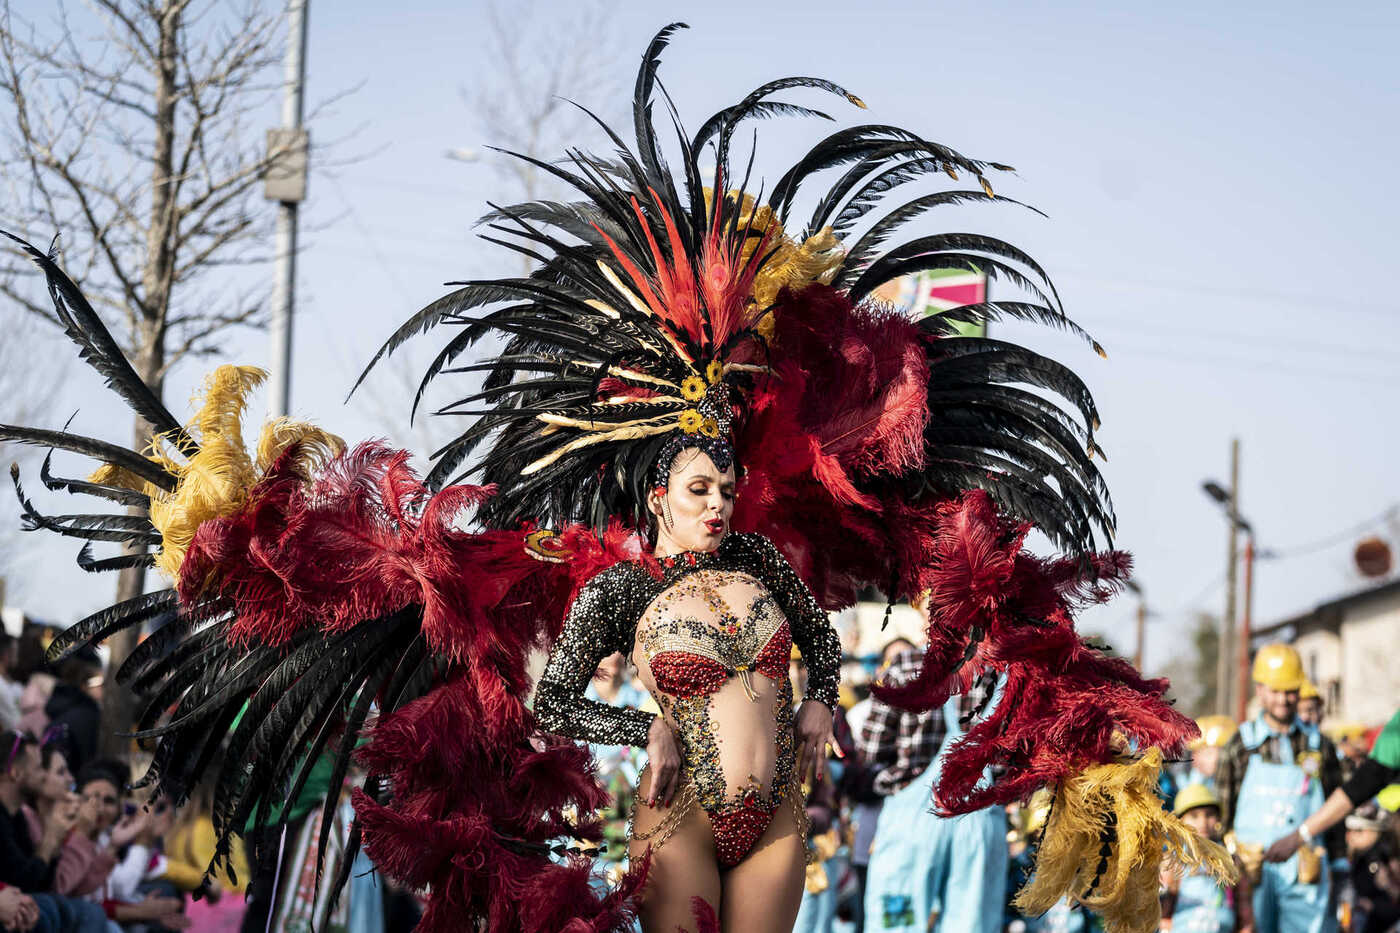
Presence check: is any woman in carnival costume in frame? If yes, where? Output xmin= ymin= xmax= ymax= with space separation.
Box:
xmin=2 ymin=24 xmax=1234 ymax=933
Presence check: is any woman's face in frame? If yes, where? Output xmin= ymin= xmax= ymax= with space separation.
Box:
xmin=649 ymin=449 xmax=736 ymax=555
xmin=38 ymin=750 xmax=73 ymax=803
xmin=79 ymin=778 xmax=120 ymax=835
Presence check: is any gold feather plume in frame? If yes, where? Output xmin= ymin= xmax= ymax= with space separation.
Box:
xmin=1014 ymin=748 xmax=1237 ymax=933
xmin=90 ymin=365 xmax=344 ymax=584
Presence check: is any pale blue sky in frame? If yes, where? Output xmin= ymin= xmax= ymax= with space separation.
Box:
xmin=4 ymin=0 xmax=1398 ymax=673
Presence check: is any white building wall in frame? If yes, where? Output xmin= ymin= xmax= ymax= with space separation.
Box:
xmin=1339 ymin=590 xmax=1400 ymax=725
xmin=1292 ymin=626 xmax=1343 ymax=716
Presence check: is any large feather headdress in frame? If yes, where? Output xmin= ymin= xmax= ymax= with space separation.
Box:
xmin=359 ymin=23 xmax=1113 ymax=562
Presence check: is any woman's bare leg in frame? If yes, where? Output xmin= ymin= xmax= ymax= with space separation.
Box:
xmin=631 ymin=768 xmax=723 ymax=933
xmin=718 ymin=797 xmax=806 ymax=933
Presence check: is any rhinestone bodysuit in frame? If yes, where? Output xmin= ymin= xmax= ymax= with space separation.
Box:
xmin=534 ymin=533 xmax=842 ymax=866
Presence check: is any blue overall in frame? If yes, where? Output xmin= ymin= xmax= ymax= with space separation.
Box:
xmin=1233 ymin=717 xmax=1334 ymax=933
xmin=793 ymin=848 xmax=845 ymax=933
xmin=864 ymin=695 xmax=1007 ymax=933
xmin=1172 ymin=866 xmax=1235 ymax=933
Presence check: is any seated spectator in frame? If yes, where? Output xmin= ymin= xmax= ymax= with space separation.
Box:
xmin=166 ymin=780 xmax=246 ymax=932
xmin=0 ymin=729 xmax=106 ymax=932
xmin=78 ymin=773 xmax=188 ymax=932
xmin=0 ymin=634 xmax=22 ymax=732
xmin=40 ymin=656 xmax=100 ymax=775
xmin=17 ymin=677 xmax=53 ymax=741
xmin=21 ymin=743 xmax=98 ymax=899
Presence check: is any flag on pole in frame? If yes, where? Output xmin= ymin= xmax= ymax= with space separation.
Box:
xmin=869 ymin=268 xmax=989 ymax=337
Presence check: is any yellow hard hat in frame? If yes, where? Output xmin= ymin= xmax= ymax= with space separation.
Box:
xmin=1325 ymin=721 xmax=1369 ymax=744
xmin=1252 ymin=643 xmax=1304 ymax=691
xmin=1377 ymin=784 xmax=1400 ymax=813
xmin=1190 ymin=715 xmax=1238 ymax=750
xmin=1298 ymin=679 xmax=1320 ymax=701
xmin=1173 ymin=783 xmax=1222 ymax=818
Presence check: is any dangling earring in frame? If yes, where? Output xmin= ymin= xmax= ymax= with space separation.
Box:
xmin=654 ymin=484 xmax=673 ymax=530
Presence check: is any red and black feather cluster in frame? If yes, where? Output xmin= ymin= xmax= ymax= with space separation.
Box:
xmin=172 ymin=443 xmax=644 ymax=932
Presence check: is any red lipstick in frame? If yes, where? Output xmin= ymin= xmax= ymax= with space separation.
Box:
xmin=704 ymin=519 xmax=725 ymax=534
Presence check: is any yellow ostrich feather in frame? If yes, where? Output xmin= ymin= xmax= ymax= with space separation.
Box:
xmin=1015 ymin=748 xmax=1237 ymax=933
xmin=89 ymin=365 xmax=344 ymax=585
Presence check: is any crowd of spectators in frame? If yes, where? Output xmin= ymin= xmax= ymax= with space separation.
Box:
xmin=2 ymin=603 xmax=1395 ymax=933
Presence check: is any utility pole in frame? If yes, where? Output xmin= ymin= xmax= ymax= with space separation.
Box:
xmin=1237 ymin=534 xmax=1255 ymax=722
xmin=1134 ymin=599 xmax=1147 ymax=671
xmin=1217 ymin=439 xmax=1240 ymax=717
xmin=265 ymin=0 xmax=310 ymax=417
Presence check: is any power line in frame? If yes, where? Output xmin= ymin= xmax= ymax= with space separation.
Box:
xmin=1264 ymin=502 xmax=1400 ymax=561
xmin=1102 ymin=340 xmax=1400 ymax=388
xmin=1049 ymin=263 xmax=1400 ymax=321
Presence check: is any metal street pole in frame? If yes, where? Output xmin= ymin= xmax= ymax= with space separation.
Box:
xmin=1216 ymin=438 xmax=1240 ymax=717
xmin=1237 ymin=534 xmax=1254 ymax=722
xmin=266 ymin=0 xmax=310 ymax=417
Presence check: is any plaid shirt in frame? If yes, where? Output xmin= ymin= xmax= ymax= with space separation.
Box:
xmin=855 ymin=646 xmax=990 ymax=796
xmin=1217 ymin=715 xmax=1345 ymax=863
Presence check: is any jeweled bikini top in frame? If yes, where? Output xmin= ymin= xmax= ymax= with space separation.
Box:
xmin=533 ymin=532 xmax=843 ymax=750
xmin=639 ymin=571 xmax=793 ymax=701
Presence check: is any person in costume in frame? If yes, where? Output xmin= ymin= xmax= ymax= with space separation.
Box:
xmin=1264 ymin=708 xmax=1400 ymax=864
xmin=1216 ymin=644 xmax=1342 ymax=933
xmin=1160 ymin=784 xmax=1255 ymax=933
xmin=579 ymin=652 xmax=649 ymax=880
xmin=1 ymin=24 xmax=1234 ymax=933
xmin=1298 ymin=682 xmax=1323 ymax=730
xmin=856 ymin=591 xmax=1005 ymax=933
xmin=1329 ymin=724 xmax=1374 ymax=786
xmin=1187 ymin=717 xmax=1239 ymax=793
xmin=533 ymin=442 xmax=845 ymax=932
xmin=858 ymin=658 xmax=1006 ymax=933
xmin=1338 ymin=804 xmax=1399 ymax=933
xmin=789 ymin=646 xmax=854 ymax=933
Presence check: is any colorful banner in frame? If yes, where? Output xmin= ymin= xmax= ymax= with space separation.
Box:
xmin=870 ymin=268 xmax=988 ymax=337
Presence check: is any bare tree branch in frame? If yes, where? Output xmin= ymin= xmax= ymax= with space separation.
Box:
xmin=0 ymin=0 xmax=321 ymax=753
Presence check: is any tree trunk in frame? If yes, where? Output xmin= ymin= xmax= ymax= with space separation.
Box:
xmin=98 ymin=3 xmax=180 ymax=757
xmin=98 ymin=335 xmax=166 ymax=757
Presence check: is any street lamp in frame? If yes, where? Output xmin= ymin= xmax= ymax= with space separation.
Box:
xmin=1202 ymin=476 xmax=1255 ymax=722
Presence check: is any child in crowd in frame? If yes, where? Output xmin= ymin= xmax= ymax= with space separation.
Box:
xmin=1161 ymin=784 xmax=1254 ymax=933
xmin=1342 ymin=803 xmax=1399 ymax=933
xmin=67 ymin=762 xmax=188 ymax=931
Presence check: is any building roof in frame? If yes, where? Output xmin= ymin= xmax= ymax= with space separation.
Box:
xmin=1253 ymin=576 xmax=1400 ymax=641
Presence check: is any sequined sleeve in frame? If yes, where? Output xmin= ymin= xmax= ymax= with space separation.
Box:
xmin=533 ymin=567 xmax=657 ymax=748
xmin=738 ymin=533 xmax=842 ymax=711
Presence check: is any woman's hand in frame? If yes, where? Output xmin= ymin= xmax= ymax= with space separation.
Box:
xmin=644 ymin=716 xmax=682 ymax=808
xmin=794 ymin=700 xmax=841 ymax=784
xmin=109 ymin=806 xmax=152 ymax=849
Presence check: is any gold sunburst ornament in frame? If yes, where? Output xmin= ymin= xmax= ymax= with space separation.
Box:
xmin=680 ymin=375 xmax=707 ymax=401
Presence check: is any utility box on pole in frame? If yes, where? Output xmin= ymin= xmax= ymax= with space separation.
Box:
xmin=264 ymin=128 xmax=309 ymax=203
